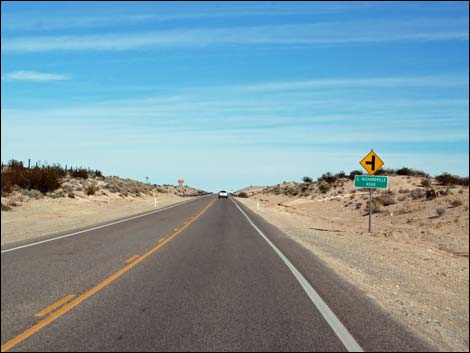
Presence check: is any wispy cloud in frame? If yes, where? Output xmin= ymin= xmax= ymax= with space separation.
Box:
xmin=2 ymin=18 xmax=468 ymax=53
xmin=3 ymin=70 xmax=70 ymax=81
xmin=196 ymin=76 xmax=469 ymax=93
xmin=0 ymin=3 xmax=374 ymax=32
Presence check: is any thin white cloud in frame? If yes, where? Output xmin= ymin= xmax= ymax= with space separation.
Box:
xmin=0 ymin=3 xmax=375 ymax=32
xmin=3 ymin=70 xmax=70 ymax=81
xmin=2 ymin=19 xmax=468 ymax=53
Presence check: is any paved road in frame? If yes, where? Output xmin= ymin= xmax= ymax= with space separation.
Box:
xmin=1 ymin=195 xmax=433 ymax=352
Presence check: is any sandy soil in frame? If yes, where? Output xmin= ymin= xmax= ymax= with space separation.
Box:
xmin=1 ymin=193 xmax=185 ymax=246
xmin=238 ymin=176 xmax=469 ymax=351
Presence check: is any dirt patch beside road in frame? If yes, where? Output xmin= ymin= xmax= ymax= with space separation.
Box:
xmin=1 ymin=193 xmax=185 ymax=246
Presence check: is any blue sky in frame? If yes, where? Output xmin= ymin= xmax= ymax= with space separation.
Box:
xmin=1 ymin=1 xmax=469 ymax=192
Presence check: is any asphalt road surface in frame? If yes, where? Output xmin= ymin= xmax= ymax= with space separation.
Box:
xmin=1 ymin=195 xmax=434 ymax=352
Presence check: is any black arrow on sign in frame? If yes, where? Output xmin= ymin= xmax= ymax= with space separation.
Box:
xmin=366 ymin=155 xmax=376 ymax=171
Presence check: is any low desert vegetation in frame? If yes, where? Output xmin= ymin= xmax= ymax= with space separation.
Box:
xmin=1 ymin=159 xmax=208 ymax=209
xmin=1 ymin=160 xmax=103 ymax=194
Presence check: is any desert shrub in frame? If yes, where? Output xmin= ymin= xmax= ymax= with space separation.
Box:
xmin=376 ymin=193 xmax=396 ymax=206
xmin=397 ymin=195 xmax=407 ymax=202
xmin=410 ymin=189 xmax=426 ymax=200
xmin=355 ymin=202 xmax=362 ymax=209
xmin=425 ymin=189 xmax=437 ymax=200
xmin=379 ymin=168 xmax=396 ymax=176
xmin=420 ymin=179 xmax=431 ymax=188
xmin=435 ymin=173 xmax=469 ymax=186
xmin=85 ymin=184 xmax=97 ymax=196
xmin=396 ymin=168 xmax=429 ymax=177
xmin=238 ymin=192 xmax=248 ymax=198
xmin=70 ymin=168 xmax=89 ymax=179
xmin=317 ymin=172 xmax=337 ymax=184
xmin=1 ymin=160 xmax=67 ymax=194
xmin=449 ymin=199 xmax=463 ymax=208
xmin=349 ymin=194 xmax=355 ymax=200
xmin=49 ymin=190 xmax=66 ymax=199
xmin=436 ymin=207 xmax=446 ymax=217
xmin=318 ymin=182 xmax=331 ymax=194
xmin=28 ymin=167 xmax=62 ymax=193
xmin=21 ymin=188 xmax=43 ymax=199
xmin=337 ymin=170 xmax=346 ymax=178
xmin=300 ymin=184 xmax=309 ymax=192
xmin=68 ymin=192 xmax=76 ymax=198
xmin=349 ymin=170 xmax=363 ymax=180
xmin=104 ymin=184 xmax=120 ymax=193
xmin=302 ymin=176 xmax=313 ymax=183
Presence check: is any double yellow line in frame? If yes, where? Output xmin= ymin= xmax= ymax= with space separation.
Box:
xmin=1 ymin=198 xmax=216 ymax=352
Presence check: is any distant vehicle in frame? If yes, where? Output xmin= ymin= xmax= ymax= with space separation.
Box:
xmin=218 ymin=191 xmax=228 ymax=199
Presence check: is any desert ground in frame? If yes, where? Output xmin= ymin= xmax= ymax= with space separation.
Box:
xmin=1 ymin=174 xmax=207 ymax=246
xmin=237 ymin=175 xmax=469 ymax=351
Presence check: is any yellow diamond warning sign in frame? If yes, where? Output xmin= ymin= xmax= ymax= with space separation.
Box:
xmin=360 ymin=150 xmax=384 ymax=175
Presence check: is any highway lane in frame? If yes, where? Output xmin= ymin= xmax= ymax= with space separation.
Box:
xmin=1 ymin=195 xmax=433 ymax=351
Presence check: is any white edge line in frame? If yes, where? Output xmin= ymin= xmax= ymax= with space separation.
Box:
xmin=231 ymin=198 xmax=364 ymax=353
xmin=1 ymin=195 xmax=211 ymax=254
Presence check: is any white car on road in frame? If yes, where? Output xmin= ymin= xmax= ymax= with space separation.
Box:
xmin=218 ymin=191 xmax=228 ymax=199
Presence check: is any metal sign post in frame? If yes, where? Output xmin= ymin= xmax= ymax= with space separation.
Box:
xmin=357 ymin=150 xmax=387 ymax=233
xmin=369 ymin=189 xmax=372 ymax=232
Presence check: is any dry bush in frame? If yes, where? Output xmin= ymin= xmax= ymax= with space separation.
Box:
xmin=410 ymin=189 xmax=426 ymax=200
xmin=420 ymin=178 xmax=431 ymax=187
xmin=85 ymin=184 xmax=97 ymax=196
xmin=376 ymin=193 xmax=396 ymax=206
xmin=318 ymin=182 xmax=331 ymax=194
xmin=349 ymin=170 xmax=363 ymax=180
xmin=425 ymin=188 xmax=437 ymax=200
xmin=70 ymin=168 xmax=89 ymax=179
xmin=449 ymin=199 xmax=463 ymax=208
xmin=21 ymin=189 xmax=44 ymax=199
xmin=49 ymin=190 xmax=66 ymax=199
xmin=436 ymin=207 xmax=446 ymax=217
xmin=1 ymin=160 xmax=63 ymax=194
xmin=435 ymin=173 xmax=469 ymax=186
xmin=238 ymin=192 xmax=249 ymax=198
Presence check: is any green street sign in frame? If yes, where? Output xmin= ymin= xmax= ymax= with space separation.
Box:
xmin=354 ymin=175 xmax=388 ymax=189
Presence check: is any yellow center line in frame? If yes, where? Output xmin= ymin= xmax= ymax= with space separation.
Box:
xmin=34 ymin=295 xmax=76 ymax=318
xmin=125 ymin=255 xmax=139 ymax=264
xmin=1 ymin=198 xmax=216 ymax=352
xmin=158 ymin=238 xmax=166 ymax=243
